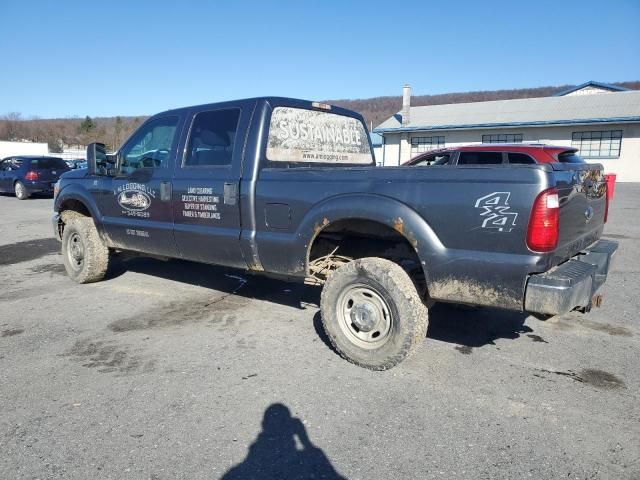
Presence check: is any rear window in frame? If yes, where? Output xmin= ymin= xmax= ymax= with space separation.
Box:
xmin=266 ymin=106 xmax=372 ymax=165
xmin=557 ymin=151 xmax=586 ymax=163
xmin=37 ymin=158 xmax=69 ymax=169
xmin=458 ymin=151 xmax=503 ymax=165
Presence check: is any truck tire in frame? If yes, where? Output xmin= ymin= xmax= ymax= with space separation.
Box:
xmin=61 ymin=215 xmax=110 ymax=283
xmin=14 ymin=181 xmax=29 ymax=200
xmin=320 ymin=257 xmax=429 ymax=370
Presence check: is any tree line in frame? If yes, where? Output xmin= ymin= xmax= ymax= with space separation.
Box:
xmin=0 ymin=114 xmax=146 ymax=153
xmin=1 ymin=81 xmax=638 ymax=153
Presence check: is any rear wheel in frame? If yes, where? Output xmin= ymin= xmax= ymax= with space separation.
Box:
xmin=320 ymin=257 xmax=429 ymax=370
xmin=61 ymin=215 xmax=110 ymax=283
xmin=14 ymin=181 xmax=29 ymax=200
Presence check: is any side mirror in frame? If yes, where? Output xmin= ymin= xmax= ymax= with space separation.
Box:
xmin=87 ymin=143 xmax=115 ymax=175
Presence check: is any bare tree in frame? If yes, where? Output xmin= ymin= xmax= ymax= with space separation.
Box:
xmin=2 ymin=112 xmax=25 ymax=140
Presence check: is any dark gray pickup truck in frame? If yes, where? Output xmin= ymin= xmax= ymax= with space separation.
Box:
xmin=52 ymin=97 xmax=617 ymax=369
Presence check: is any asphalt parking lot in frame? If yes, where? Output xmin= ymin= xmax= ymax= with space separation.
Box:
xmin=1 ymin=186 xmax=639 ymax=480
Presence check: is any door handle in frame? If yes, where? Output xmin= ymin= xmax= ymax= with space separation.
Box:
xmin=160 ymin=181 xmax=172 ymax=201
xmin=224 ymin=182 xmax=238 ymax=206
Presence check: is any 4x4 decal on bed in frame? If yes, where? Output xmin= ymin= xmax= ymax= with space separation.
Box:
xmin=475 ymin=192 xmax=518 ymax=232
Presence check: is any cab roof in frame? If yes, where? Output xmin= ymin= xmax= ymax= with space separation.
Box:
xmin=157 ymin=97 xmax=364 ymax=122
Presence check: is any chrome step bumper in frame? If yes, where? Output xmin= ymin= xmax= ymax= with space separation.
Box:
xmin=524 ymin=240 xmax=618 ymax=316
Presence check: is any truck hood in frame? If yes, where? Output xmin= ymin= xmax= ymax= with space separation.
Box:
xmin=60 ymin=168 xmax=88 ymax=180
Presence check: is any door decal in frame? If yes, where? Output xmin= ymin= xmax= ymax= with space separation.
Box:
xmin=114 ymin=182 xmax=156 ymax=217
xmin=180 ymin=186 xmax=221 ymax=220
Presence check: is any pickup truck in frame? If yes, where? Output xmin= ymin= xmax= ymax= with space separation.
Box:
xmin=52 ymin=97 xmax=617 ymax=370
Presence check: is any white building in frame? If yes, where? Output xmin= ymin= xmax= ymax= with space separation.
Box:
xmin=374 ymin=81 xmax=640 ymax=182
xmin=0 ymin=140 xmax=48 ymax=159
xmin=369 ymin=132 xmax=384 ymax=165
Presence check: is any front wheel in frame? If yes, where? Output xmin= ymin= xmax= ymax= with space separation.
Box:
xmin=320 ymin=257 xmax=429 ymax=370
xmin=14 ymin=181 xmax=29 ymax=200
xmin=61 ymin=216 xmax=110 ymax=283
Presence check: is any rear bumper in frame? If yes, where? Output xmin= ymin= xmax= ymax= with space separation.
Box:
xmin=524 ymin=239 xmax=618 ymax=316
xmin=25 ymin=181 xmax=55 ymax=194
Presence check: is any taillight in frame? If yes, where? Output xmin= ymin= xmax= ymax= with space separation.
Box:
xmin=604 ymin=184 xmax=609 ymax=224
xmin=527 ymin=187 xmax=560 ymax=252
xmin=24 ymin=171 xmax=39 ymax=181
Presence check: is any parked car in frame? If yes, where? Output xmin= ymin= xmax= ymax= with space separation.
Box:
xmin=404 ymin=143 xmax=585 ymax=166
xmin=52 ymin=98 xmax=616 ymax=370
xmin=65 ymin=159 xmax=88 ymax=169
xmin=0 ymin=155 xmax=70 ymax=199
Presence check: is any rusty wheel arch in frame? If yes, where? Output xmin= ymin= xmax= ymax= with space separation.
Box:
xmin=306 ymin=217 xmax=427 ymax=293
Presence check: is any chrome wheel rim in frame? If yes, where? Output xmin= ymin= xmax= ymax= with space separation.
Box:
xmin=66 ymin=232 xmax=85 ymax=271
xmin=15 ymin=183 xmax=24 ymax=197
xmin=336 ymin=284 xmax=393 ymax=349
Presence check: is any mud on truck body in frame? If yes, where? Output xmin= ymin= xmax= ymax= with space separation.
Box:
xmin=52 ymin=97 xmax=617 ymax=369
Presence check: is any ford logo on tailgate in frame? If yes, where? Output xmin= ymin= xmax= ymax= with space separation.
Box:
xmin=584 ymin=206 xmax=594 ymax=223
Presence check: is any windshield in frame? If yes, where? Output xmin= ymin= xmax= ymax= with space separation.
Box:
xmin=266 ymin=106 xmax=372 ymax=165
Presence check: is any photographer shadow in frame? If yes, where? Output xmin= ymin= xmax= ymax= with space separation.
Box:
xmin=222 ymin=403 xmax=346 ymax=480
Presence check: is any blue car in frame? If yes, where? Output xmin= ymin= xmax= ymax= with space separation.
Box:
xmin=0 ymin=155 xmax=70 ymax=199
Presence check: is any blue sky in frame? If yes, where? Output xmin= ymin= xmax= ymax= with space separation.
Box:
xmin=1 ymin=0 xmax=639 ymax=118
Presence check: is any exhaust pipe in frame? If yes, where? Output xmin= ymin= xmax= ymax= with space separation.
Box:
xmin=592 ymin=294 xmax=603 ymax=308
xmin=575 ymin=294 xmax=603 ymax=314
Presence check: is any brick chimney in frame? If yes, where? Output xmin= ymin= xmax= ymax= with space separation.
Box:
xmin=401 ymin=84 xmax=411 ymax=125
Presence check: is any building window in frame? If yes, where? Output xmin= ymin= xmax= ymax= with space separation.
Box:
xmin=571 ymin=130 xmax=622 ymax=158
xmin=482 ymin=133 xmax=523 ymax=143
xmin=411 ymin=136 xmax=445 ymax=154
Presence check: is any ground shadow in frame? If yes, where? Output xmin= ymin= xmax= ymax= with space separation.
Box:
xmin=106 ymin=256 xmax=321 ymax=311
xmin=426 ymin=303 xmax=532 ymax=348
xmin=0 ymin=192 xmax=53 ymax=197
xmin=107 ymin=256 xmax=533 ymax=351
xmin=0 ymin=237 xmax=60 ymax=266
xmin=313 ymin=302 xmax=533 ymax=358
xmin=221 ymin=403 xmax=346 ymax=480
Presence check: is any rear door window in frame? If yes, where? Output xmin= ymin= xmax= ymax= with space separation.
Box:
xmin=5 ymin=158 xmax=22 ymax=170
xmin=183 ymin=109 xmax=240 ymax=167
xmin=507 ymin=153 xmax=536 ymax=164
xmin=458 ymin=151 xmax=503 ymax=165
xmin=266 ymin=106 xmax=372 ymax=165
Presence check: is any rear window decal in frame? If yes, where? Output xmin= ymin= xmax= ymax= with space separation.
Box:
xmin=267 ymin=107 xmax=371 ymax=164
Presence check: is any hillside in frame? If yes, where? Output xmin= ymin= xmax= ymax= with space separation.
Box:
xmin=329 ymin=81 xmax=640 ymax=129
xmin=1 ymin=81 xmax=639 ymax=151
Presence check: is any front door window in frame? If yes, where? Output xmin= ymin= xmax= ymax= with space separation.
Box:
xmin=119 ymin=116 xmax=179 ymax=175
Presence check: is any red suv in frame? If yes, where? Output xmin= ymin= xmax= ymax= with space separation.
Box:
xmin=404 ymin=144 xmax=585 ymax=166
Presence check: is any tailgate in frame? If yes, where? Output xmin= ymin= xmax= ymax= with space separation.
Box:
xmin=552 ymin=162 xmax=607 ymax=262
